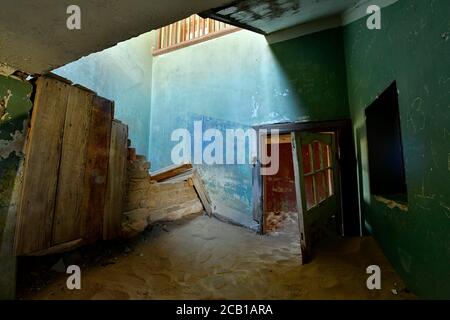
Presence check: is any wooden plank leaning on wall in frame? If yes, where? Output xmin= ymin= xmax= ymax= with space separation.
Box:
xmin=151 ymin=163 xmax=193 ymax=182
xmin=81 ymin=96 xmax=113 ymax=244
xmin=14 ymin=77 xmax=71 ymax=255
xmin=155 ymin=167 xmax=213 ymax=216
xmin=52 ymin=86 xmax=94 ymax=245
xmin=14 ymin=75 xmax=115 ymax=256
xmin=103 ymin=120 xmax=128 ymax=240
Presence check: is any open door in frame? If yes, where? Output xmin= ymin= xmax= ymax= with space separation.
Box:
xmin=291 ymin=131 xmax=339 ymax=264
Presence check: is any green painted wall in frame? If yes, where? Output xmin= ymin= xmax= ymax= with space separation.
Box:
xmin=344 ymin=0 xmax=450 ymax=298
xmin=150 ymin=28 xmax=350 ymax=227
xmin=0 ymin=74 xmax=33 ymax=299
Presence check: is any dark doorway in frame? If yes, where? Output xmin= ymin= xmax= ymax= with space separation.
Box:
xmin=263 ymin=135 xmax=297 ymax=234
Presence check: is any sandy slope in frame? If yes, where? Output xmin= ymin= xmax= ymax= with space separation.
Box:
xmin=18 ymin=213 xmax=415 ymax=300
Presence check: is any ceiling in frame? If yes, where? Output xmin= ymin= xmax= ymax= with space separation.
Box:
xmin=0 ymin=0 xmax=235 ymax=75
xmin=201 ymin=0 xmax=361 ymax=34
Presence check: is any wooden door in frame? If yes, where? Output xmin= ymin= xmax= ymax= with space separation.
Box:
xmin=291 ymin=131 xmax=339 ymax=264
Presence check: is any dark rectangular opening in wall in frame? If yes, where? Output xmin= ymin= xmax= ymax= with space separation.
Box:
xmin=365 ymin=81 xmax=407 ymax=202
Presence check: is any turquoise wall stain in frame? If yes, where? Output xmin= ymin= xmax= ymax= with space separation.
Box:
xmin=55 ymin=32 xmax=155 ymax=157
xmin=150 ymin=28 xmax=350 ymax=226
xmin=344 ymin=0 xmax=450 ymax=298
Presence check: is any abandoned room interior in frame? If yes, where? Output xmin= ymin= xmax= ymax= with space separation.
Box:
xmin=0 ymin=0 xmax=449 ymax=301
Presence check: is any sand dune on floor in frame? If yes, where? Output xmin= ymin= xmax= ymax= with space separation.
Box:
xmin=18 ymin=214 xmax=415 ymax=300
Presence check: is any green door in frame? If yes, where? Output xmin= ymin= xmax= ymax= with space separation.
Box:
xmin=291 ymin=131 xmax=339 ymax=264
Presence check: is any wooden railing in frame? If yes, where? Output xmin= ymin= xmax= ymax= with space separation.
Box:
xmin=153 ymin=15 xmax=239 ymax=56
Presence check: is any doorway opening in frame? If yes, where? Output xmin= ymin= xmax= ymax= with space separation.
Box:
xmin=253 ymin=120 xmax=360 ymax=264
xmin=262 ymin=134 xmax=298 ymax=235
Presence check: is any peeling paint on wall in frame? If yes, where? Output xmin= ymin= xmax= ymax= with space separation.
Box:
xmin=0 ymin=74 xmax=32 ymax=299
xmin=374 ymin=195 xmax=408 ymax=212
xmin=0 ymin=122 xmax=27 ymax=160
xmin=0 ymin=90 xmax=13 ymax=121
xmin=0 ymin=63 xmax=15 ymax=77
xmin=214 ymin=0 xmax=361 ymax=34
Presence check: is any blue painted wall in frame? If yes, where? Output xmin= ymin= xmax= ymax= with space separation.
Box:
xmin=54 ymin=32 xmax=155 ymax=157
xmin=150 ymin=28 xmax=350 ymax=226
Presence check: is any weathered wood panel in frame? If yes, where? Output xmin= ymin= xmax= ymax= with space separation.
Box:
xmin=52 ymin=87 xmax=94 ymax=245
xmin=151 ymin=163 xmax=193 ymax=182
xmin=25 ymin=239 xmax=83 ymax=257
xmin=146 ymin=180 xmax=203 ymax=224
xmin=191 ymin=170 xmax=212 ymax=216
xmin=81 ymin=97 xmax=113 ymax=243
xmin=162 ymin=168 xmax=212 ymax=215
xmin=14 ymin=77 xmax=70 ymax=255
xmin=103 ymin=120 xmax=128 ymax=240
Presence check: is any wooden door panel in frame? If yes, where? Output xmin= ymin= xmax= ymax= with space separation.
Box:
xmin=291 ymin=133 xmax=307 ymax=263
xmin=103 ymin=120 xmax=128 ymax=240
xmin=292 ymin=131 xmax=339 ymax=264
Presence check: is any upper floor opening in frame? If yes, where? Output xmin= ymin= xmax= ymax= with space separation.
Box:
xmin=153 ymin=14 xmax=239 ymax=56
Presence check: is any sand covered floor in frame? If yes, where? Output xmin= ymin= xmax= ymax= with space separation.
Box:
xmin=18 ymin=213 xmax=415 ymax=300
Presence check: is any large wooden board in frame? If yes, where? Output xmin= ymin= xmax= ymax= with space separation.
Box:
xmin=103 ymin=120 xmax=128 ymax=240
xmin=52 ymin=87 xmax=94 ymax=245
xmin=81 ymin=97 xmax=113 ymax=243
xmin=25 ymin=239 xmax=83 ymax=257
xmin=14 ymin=77 xmax=71 ymax=255
xmin=151 ymin=163 xmax=193 ymax=182
xmin=163 ymin=168 xmax=213 ymax=216
xmin=191 ymin=170 xmax=212 ymax=216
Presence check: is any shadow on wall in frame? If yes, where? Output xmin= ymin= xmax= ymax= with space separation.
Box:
xmin=268 ymin=27 xmax=350 ymax=122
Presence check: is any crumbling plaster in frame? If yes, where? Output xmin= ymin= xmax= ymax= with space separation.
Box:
xmin=0 ymin=74 xmax=33 ymax=299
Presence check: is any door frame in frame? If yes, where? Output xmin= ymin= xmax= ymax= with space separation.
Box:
xmin=252 ymin=120 xmax=360 ymax=237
